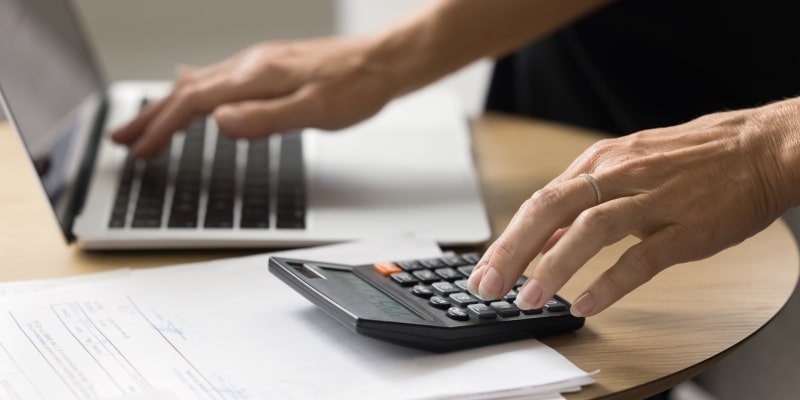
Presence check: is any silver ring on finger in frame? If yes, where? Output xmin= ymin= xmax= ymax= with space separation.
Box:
xmin=579 ymin=173 xmax=603 ymax=205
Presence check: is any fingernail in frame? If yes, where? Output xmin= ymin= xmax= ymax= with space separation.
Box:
xmin=478 ymin=267 xmax=504 ymax=300
xmin=466 ymin=268 xmax=482 ymax=294
xmin=514 ymin=278 xmax=543 ymax=310
xmin=571 ymin=292 xmax=594 ymax=317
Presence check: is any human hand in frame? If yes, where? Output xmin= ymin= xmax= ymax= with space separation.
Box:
xmin=112 ymin=36 xmax=396 ymax=158
xmin=468 ymin=99 xmax=800 ymax=317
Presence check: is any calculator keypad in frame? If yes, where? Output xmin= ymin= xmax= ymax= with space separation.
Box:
xmin=377 ymin=252 xmax=569 ymax=323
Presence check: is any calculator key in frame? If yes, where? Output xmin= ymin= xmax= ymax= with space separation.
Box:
xmin=467 ymin=303 xmax=497 ymax=320
xmin=390 ymin=272 xmax=419 ymax=286
xmin=544 ymin=299 xmax=567 ymax=312
xmin=434 ymin=267 xmax=462 ymax=281
xmin=456 ymin=265 xmax=475 ymax=277
xmin=411 ymin=285 xmax=434 ymax=298
xmin=373 ymin=262 xmax=402 ymax=276
xmin=431 ymin=281 xmax=461 ymax=297
xmin=412 ymin=269 xmax=440 ymax=283
xmin=515 ymin=276 xmax=527 ymax=286
xmin=420 ymin=258 xmax=447 ymax=269
xmin=503 ymin=289 xmax=518 ymax=302
xmin=461 ymin=253 xmax=481 ymax=264
xmin=448 ymin=292 xmax=479 ymax=307
xmin=521 ymin=307 xmax=543 ymax=315
xmin=490 ymin=301 xmax=521 ymax=318
xmin=395 ymin=260 xmax=425 ymax=271
xmin=441 ymin=254 xmax=468 ymax=267
xmin=453 ymin=279 xmax=469 ymax=292
xmin=428 ymin=295 xmax=452 ymax=310
xmin=446 ymin=307 xmax=470 ymax=321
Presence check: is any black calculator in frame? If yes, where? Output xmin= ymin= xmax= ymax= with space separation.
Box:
xmin=268 ymin=253 xmax=584 ymax=352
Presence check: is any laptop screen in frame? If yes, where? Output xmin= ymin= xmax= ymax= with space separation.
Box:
xmin=0 ymin=0 xmax=104 ymax=239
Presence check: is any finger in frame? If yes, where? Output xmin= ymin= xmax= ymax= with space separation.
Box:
xmin=111 ymin=97 xmax=170 ymax=145
xmin=111 ymin=64 xmax=218 ymax=146
xmin=541 ymin=227 xmax=569 ymax=255
xmin=214 ymin=91 xmax=322 ymax=138
xmin=130 ymin=74 xmax=272 ymax=157
xmin=517 ymin=196 xmax=649 ymax=310
xmin=468 ymin=176 xmax=601 ymax=300
xmin=570 ymin=224 xmax=687 ymax=317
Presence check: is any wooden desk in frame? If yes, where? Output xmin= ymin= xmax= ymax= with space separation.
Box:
xmin=1 ymin=116 xmax=797 ymax=399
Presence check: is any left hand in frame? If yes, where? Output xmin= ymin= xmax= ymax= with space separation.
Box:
xmin=468 ymin=98 xmax=800 ymax=317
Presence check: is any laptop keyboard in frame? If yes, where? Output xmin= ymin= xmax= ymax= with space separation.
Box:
xmin=108 ymin=117 xmax=307 ymax=230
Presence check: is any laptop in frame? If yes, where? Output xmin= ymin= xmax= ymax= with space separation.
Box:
xmin=0 ymin=0 xmax=491 ymax=250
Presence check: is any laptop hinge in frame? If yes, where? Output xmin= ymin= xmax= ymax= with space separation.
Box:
xmin=63 ymin=97 xmax=109 ymax=243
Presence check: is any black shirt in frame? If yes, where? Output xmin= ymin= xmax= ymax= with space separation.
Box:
xmin=486 ymin=0 xmax=800 ymax=135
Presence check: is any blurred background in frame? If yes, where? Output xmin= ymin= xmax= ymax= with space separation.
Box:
xmin=1 ymin=2 xmax=799 ymax=399
xmin=0 ymin=0 xmax=490 ymax=121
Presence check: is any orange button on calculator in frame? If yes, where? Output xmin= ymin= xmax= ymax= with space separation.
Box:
xmin=373 ymin=262 xmax=402 ymax=276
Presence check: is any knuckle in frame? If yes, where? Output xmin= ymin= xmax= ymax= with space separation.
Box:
xmin=256 ymin=58 xmax=281 ymax=76
xmin=575 ymin=207 xmax=614 ymax=232
xmin=175 ymin=72 xmax=194 ymax=88
xmin=226 ymin=70 xmax=251 ymax=88
xmin=584 ymin=138 xmax=615 ymax=160
xmin=529 ymin=186 xmax=563 ymax=210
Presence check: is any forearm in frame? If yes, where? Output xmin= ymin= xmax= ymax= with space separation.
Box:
xmin=363 ymin=0 xmax=613 ymax=98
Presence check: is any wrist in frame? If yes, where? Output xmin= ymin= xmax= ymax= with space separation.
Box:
xmin=363 ymin=17 xmax=460 ymax=99
xmin=750 ymin=97 xmax=800 ymax=211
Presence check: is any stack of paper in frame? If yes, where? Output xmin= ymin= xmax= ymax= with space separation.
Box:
xmin=0 ymin=235 xmax=594 ymax=399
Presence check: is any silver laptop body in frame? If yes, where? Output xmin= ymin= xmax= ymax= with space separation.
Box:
xmin=0 ymin=0 xmax=491 ymax=249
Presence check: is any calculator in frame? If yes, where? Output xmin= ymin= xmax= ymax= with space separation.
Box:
xmin=268 ymin=253 xmax=584 ymax=352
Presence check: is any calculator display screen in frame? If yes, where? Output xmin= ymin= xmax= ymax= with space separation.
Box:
xmin=331 ymin=270 xmax=421 ymax=320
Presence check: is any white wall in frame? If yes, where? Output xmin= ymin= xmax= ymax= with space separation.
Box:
xmin=0 ymin=1 xmax=333 ymax=121
xmin=2 ymin=1 xmax=490 ymax=120
xmin=73 ymin=0 xmax=336 ymax=81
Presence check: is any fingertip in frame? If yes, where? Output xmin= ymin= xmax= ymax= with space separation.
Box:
xmin=570 ymin=292 xmax=595 ymax=317
xmin=130 ymin=136 xmax=165 ymax=159
xmin=516 ymin=277 xmax=544 ymax=309
xmin=110 ymin=130 xmax=126 ymax=144
xmin=466 ymin=266 xmax=484 ymax=294
xmin=477 ymin=267 xmax=505 ymax=300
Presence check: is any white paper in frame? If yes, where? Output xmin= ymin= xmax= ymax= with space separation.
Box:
xmin=0 ymin=235 xmax=593 ymax=399
xmin=0 ymin=269 xmax=130 ymax=297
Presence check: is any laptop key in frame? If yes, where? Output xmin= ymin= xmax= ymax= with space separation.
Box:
xmin=169 ymin=119 xmax=205 ymax=228
xmin=132 ymin=144 xmax=171 ymax=228
xmin=204 ymin=135 xmax=236 ymax=228
xmin=108 ymin=156 xmax=136 ymax=228
xmin=241 ymin=139 xmax=271 ymax=229
xmin=275 ymin=133 xmax=306 ymax=229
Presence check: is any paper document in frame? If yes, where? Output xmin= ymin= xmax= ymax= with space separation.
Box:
xmin=0 ymin=269 xmax=130 ymax=297
xmin=0 ymin=235 xmax=594 ymax=399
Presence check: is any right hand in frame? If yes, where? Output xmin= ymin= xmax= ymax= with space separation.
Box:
xmin=112 ymin=36 xmax=395 ymax=158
